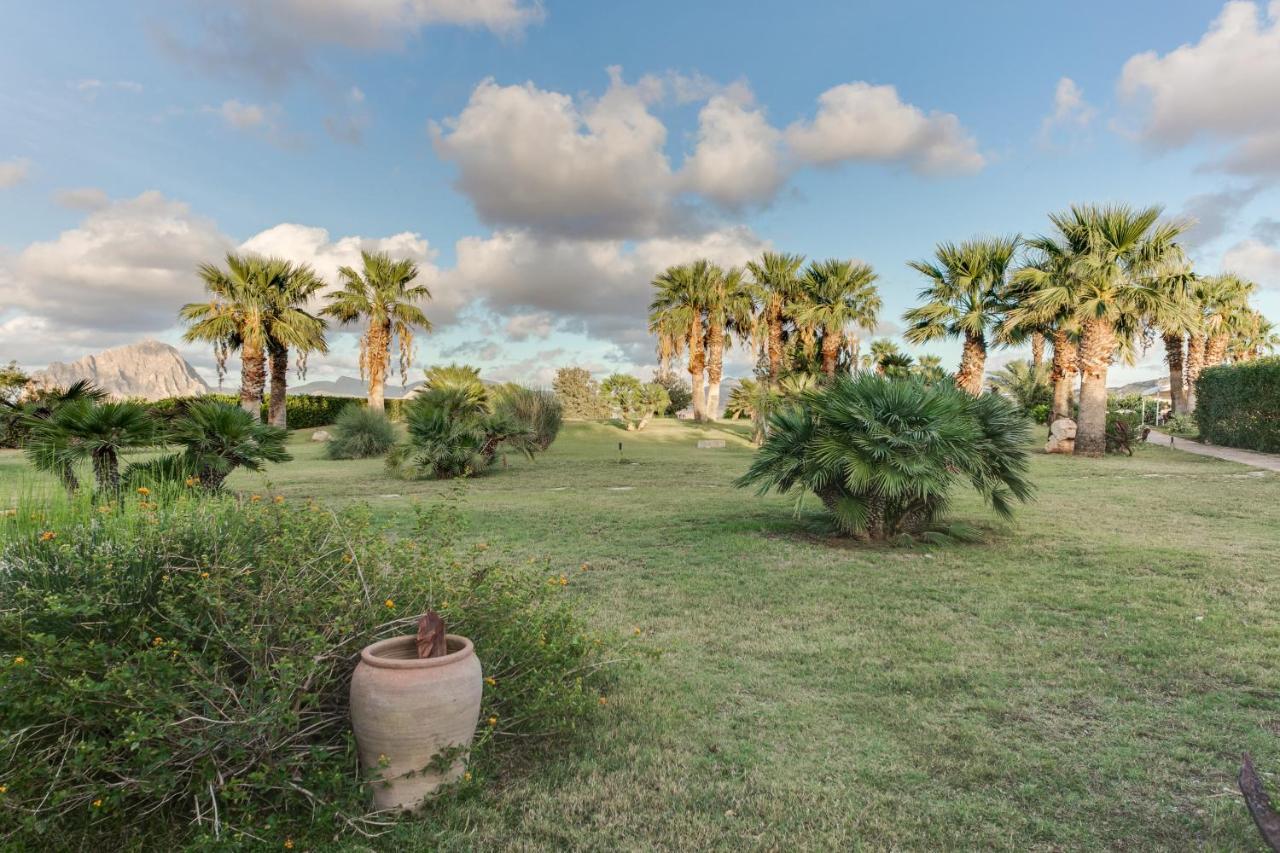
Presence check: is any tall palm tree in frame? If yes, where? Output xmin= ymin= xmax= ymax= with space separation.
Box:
xmin=744 ymin=252 xmax=805 ymax=385
xmin=703 ymin=266 xmax=754 ymax=420
xmin=1227 ymin=310 xmax=1279 ymax=362
xmin=903 ymin=235 xmax=1019 ymax=395
xmin=264 ymin=265 xmax=328 ymax=428
xmin=1008 ymin=237 xmax=1088 ymax=425
xmin=867 ymin=338 xmax=904 ymax=374
xmin=1142 ymin=268 xmax=1200 ymax=415
xmin=183 ymin=253 xmax=289 ymax=421
xmin=1017 ymin=205 xmax=1186 ymax=456
xmin=1183 ymin=274 xmax=1252 ymax=412
xmin=322 ymin=251 xmax=432 ymax=413
xmin=649 ymin=261 xmax=715 ymax=421
xmin=793 ymin=259 xmax=881 ymax=377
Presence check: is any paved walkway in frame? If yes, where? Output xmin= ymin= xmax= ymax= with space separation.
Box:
xmin=1145 ymin=429 xmax=1280 ymax=472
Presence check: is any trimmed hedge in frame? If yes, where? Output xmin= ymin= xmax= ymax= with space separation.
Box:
xmin=1194 ymin=357 xmax=1280 ymax=452
xmin=147 ymin=394 xmax=361 ymax=430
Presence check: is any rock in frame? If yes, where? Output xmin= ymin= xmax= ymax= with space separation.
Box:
xmin=25 ymin=340 xmax=210 ymax=401
xmin=310 ymin=429 xmax=331 ymax=442
xmin=1045 ymin=417 xmax=1077 ymax=454
xmin=697 ymin=439 xmax=726 ymax=449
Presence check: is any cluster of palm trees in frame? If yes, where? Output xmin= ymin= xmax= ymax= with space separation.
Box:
xmin=181 ymin=250 xmax=431 ymax=424
xmin=647 ymin=253 xmax=882 ymax=421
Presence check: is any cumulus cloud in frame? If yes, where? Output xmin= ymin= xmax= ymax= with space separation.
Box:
xmin=431 ymin=69 xmax=679 ymax=238
xmin=3 ymin=192 xmax=232 ymax=334
xmin=785 ymin=82 xmax=985 ymax=175
xmin=0 ymin=158 xmax=31 ymax=189
xmin=1253 ymin=217 xmax=1280 ymax=244
xmin=679 ymin=85 xmax=786 ymax=209
xmin=154 ymin=0 xmax=543 ymax=86
xmin=1118 ymin=0 xmax=1280 ymax=175
xmin=1178 ymin=183 xmax=1263 ymax=249
xmin=1039 ymin=77 xmax=1095 ymax=142
xmin=1222 ymin=238 xmax=1280 ymax=288
xmin=503 ymin=311 xmax=555 ymax=341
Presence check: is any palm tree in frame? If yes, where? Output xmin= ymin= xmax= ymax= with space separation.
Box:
xmin=1016 ymin=205 xmax=1187 ymax=456
xmin=987 ymin=359 xmax=1052 ymax=413
xmin=1227 ymin=310 xmax=1280 ymax=362
xmin=703 ymin=266 xmax=754 ymax=419
xmin=649 ymin=261 xmax=715 ymax=421
xmin=1008 ymin=237 xmax=1084 ymax=425
xmin=164 ymin=400 xmax=292 ymax=492
xmin=793 ymin=259 xmax=881 ymax=377
xmin=183 ymin=254 xmax=292 ymax=421
xmin=903 ymin=235 xmax=1019 ymax=395
xmin=28 ymin=400 xmax=158 ymax=494
xmin=744 ymin=252 xmax=805 ymax=385
xmin=867 ymin=339 xmax=905 ymax=374
xmin=1183 ymin=274 xmax=1252 ymax=412
xmin=914 ymin=354 xmax=946 ymax=382
xmin=322 ymin=251 xmax=432 ymax=413
xmin=264 ymin=265 xmax=328 ymax=428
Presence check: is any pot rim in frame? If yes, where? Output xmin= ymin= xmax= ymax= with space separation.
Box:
xmin=360 ymin=633 xmax=474 ymax=670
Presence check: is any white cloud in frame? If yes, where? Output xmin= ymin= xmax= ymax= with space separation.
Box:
xmin=679 ymin=85 xmax=786 ymax=209
xmin=155 ymin=0 xmax=543 ymax=86
xmin=1222 ymin=238 xmax=1280 ymax=288
xmin=1039 ymin=77 xmax=1095 ymax=141
xmin=0 ymin=158 xmax=31 ymax=189
xmin=431 ymin=69 xmax=678 ymax=238
xmin=218 ymin=99 xmax=268 ymax=129
xmin=503 ymin=312 xmax=555 ymax=341
xmin=1118 ymin=0 xmax=1280 ymax=175
xmin=239 ymin=223 xmax=438 ymax=298
xmin=53 ymin=187 xmax=111 ymax=210
xmin=785 ymin=82 xmax=985 ymax=175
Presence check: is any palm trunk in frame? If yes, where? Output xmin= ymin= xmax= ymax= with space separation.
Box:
xmin=1049 ymin=329 xmax=1076 ymax=424
xmin=92 ymin=447 xmax=119 ymax=494
xmin=1162 ymin=332 xmax=1187 ymax=414
xmin=1030 ymin=332 xmax=1045 ymax=368
xmin=240 ymin=341 xmax=266 ymax=422
xmin=766 ymin=298 xmax=784 ymax=385
xmin=268 ymin=344 xmax=289 ymax=428
xmin=367 ymin=321 xmax=390 ymax=414
xmin=1074 ymin=318 xmax=1115 ymax=457
xmin=847 ymin=333 xmax=860 ymax=374
xmin=954 ymin=332 xmax=987 ymax=395
xmin=705 ymin=320 xmax=724 ymax=420
xmin=1185 ymin=333 xmax=1206 ymax=413
xmin=688 ymin=317 xmax=706 ymax=421
xmin=820 ymin=327 xmax=841 ymax=376
xmin=1205 ymin=334 xmax=1229 ymax=368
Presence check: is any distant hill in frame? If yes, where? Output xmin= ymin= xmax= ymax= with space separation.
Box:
xmin=27 ymin=340 xmax=209 ymax=401
xmin=1109 ymin=375 xmax=1169 ymax=397
xmin=290 ymin=376 xmax=423 ymax=398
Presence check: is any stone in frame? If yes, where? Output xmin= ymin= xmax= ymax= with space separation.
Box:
xmin=697 ymin=439 xmax=726 ymax=449
xmin=310 ymin=429 xmax=331 ymax=442
xmin=25 ymin=339 xmax=210 ymax=401
xmin=1045 ymin=417 xmax=1077 ymax=454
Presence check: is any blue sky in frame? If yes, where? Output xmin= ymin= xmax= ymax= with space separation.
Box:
xmin=2 ymin=0 xmax=1278 ymax=388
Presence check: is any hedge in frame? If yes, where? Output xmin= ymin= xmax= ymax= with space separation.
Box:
xmin=147 ymin=394 xmax=360 ymax=430
xmin=1194 ymin=357 xmax=1280 ymax=452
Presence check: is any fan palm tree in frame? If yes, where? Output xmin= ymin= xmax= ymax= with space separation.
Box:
xmin=1147 ymin=268 xmax=1198 ymax=415
xmin=914 ymin=354 xmax=946 ymax=383
xmin=703 ymin=266 xmax=754 ymax=419
xmin=866 ymin=339 xmax=904 ymax=374
xmin=987 ymin=359 xmax=1052 ymax=413
xmin=903 ymin=235 xmax=1019 ymax=395
xmin=744 ymin=252 xmax=806 ymax=385
xmin=1014 ymin=205 xmax=1187 ymax=455
xmin=1183 ymin=274 xmax=1252 ymax=412
xmin=1227 ymin=310 xmax=1280 ymax=362
xmin=648 ymin=260 xmax=715 ymax=421
xmin=792 ymin=259 xmax=881 ymax=377
xmin=28 ymin=400 xmax=158 ymax=494
xmin=1008 ymin=237 xmax=1086 ymax=425
xmin=264 ymin=264 xmax=328 ymax=428
xmin=322 ymin=251 xmax=432 ymax=413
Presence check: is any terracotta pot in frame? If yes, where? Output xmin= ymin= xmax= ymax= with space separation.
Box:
xmin=349 ymin=633 xmax=483 ymax=810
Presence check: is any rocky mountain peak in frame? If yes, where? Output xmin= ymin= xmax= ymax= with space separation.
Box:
xmin=26 ymin=340 xmax=211 ymax=401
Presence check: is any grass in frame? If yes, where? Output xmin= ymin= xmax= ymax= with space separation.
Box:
xmin=3 ymin=419 xmax=1279 ymax=849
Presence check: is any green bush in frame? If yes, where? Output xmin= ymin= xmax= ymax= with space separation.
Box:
xmin=0 ymin=491 xmax=613 ymax=848
xmin=1195 ymin=357 xmax=1280 ymax=452
xmin=148 ymin=394 xmax=358 ymax=430
xmin=390 ymin=387 xmax=539 ymax=480
xmin=492 ymin=384 xmax=563 ymax=450
xmin=735 ymin=374 xmax=1034 ymax=541
xmin=326 ymin=406 xmax=397 ymax=459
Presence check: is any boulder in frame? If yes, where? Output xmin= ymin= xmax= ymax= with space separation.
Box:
xmin=1045 ymin=418 xmax=1077 ymax=454
xmin=311 ymin=429 xmax=331 ymax=442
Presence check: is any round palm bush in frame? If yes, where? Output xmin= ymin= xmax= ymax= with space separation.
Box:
xmin=492 ymin=384 xmax=563 ymax=450
xmin=736 ymin=373 xmax=1034 ymax=541
xmin=0 ymin=492 xmax=613 ymax=847
xmin=325 ymin=405 xmax=396 ymax=459
xmin=388 ymin=386 xmax=536 ymax=480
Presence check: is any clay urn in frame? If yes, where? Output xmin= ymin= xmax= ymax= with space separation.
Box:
xmin=349 ymin=634 xmax=483 ymax=810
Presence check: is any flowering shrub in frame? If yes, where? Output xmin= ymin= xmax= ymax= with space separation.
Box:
xmin=0 ymin=489 xmax=614 ymax=847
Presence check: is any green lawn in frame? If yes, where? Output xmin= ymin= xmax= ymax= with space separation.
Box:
xmin=3 ymin=420 xmax=1278 ymax=850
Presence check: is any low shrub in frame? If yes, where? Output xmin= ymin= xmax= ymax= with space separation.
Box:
xmin=326 ymin=406 xmax=397 ymax=459
xmin=148 ymin=394 xmax=358 ymax=430
xmin=736 ymin=373 xmax=1034 ymax=541
xmin=389 ymin=387 xmax=538 ymax=480
xmin=0 ymin=490 xmax=613 ymax=848
xmin=1195 ymin=357 xmax=1280 ymax=452
xmin=492 ymin=384 xmax=563 ymax=450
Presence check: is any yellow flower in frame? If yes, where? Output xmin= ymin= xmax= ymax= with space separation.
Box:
xmin=39 ymin=530 xmax=56 ymax=542
xmin=284 ymin=839 xmax=294 ymax=850
xmin=342 ymin=553 xmax=353 ymax=563
xmin=92 ymin=799 xmax=103 ymax=808
xmin=184 ymin=476 xmax=199 ymax=488
xmin=487 ymin=716 xmax=498 ymax=727
xmin=250 ymin=494 xmax=262 ymax=503
xmin=200 ymin=572 xmax=210 ymax=579
xmin=152 ymin=636 xmax=164 ymax=647
xmin=384 ymin=599 xmax=395 ymax=610
xmin=136 ymin=486 xmax=150 ymax=496
xmin=598 ymin=696 xmax=608 ymax=706
xmin=12 ymin=657 xmax=25 ymax=666
xmin=274 ymin=495 xmax=285 ymax=504
xmin=484 ymin=677 xmax=496 ymax=686
xmin=0 ymin=785 xmax=7 ymax=794
xmin=633 ymin=627 xmax=642 ymax=636
xmin=559 ymin=575 xmax=568 ymax=586
xmin=463 ymin=771 xmax=472 ymax=782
